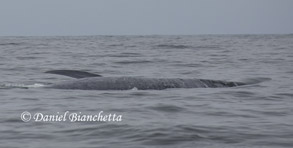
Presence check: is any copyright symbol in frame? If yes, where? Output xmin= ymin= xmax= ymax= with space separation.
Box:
xmin=21 ymin=111 xmax=31 ymax=122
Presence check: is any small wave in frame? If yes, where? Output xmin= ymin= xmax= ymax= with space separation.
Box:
xmin=155 ymin=44 xmax=192 ymax=49
xmin=194 ymin=45 xmax=220 ymax=49
xmin=26 ymin=83 xmax=46 ymax=88
xmin=0 ymin=42 xmax=24 ymax=46
xmin=275 ymin=93 xmax=293 ymax=97
xmin=171 ymin=63 xmax=203 ymax=67
xmin=106 ymin=52 xmax=142 ymax=57
xmin=123 ymin=125 xmax=208 ymax=145
xmin=108 ymin=43 xmax=124 ymax=47
xmin=0 ymin=83 xmax=45 ymax=89
xmin=16 ymin=56 xmax=41 ymax=60
xmin=242 ymin=77 xmax=272 ymax=85
xmin=131 ymin=87 xmax=138 ymax=91
xmin=114 ymin=60 xmax=153 ymax=64
xmin=147 ymin=104 xmax=186 ymax=113
xmin=0 ymin=83 xmax=28 ymax=89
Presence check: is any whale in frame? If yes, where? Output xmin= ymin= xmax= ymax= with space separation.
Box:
xmin=42 ymin=70 xmax=246 ymax=90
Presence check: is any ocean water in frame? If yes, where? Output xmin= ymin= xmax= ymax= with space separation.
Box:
xmin=0 ymin=35 xmax=293 ymax=148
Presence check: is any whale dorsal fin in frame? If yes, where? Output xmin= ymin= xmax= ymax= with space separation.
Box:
xmin=45 ymin=70 xmax=102 ymax=79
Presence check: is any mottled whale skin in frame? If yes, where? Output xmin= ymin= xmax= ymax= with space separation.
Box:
xmin=44 ymin=70 xmax=246 ymax=90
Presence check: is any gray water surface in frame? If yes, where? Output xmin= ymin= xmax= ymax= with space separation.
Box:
xmin=0 ymin=35 xmax=293 ymax=148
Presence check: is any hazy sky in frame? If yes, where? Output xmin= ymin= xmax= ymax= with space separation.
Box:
xmin=0 ymin=0 xmax=292 ymax=36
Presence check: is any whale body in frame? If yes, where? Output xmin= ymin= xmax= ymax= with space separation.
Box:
xmin=44 ymin=70 xmax=246 ymax=90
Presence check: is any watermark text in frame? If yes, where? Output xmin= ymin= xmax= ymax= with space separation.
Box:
xmin=21 ymin=111 xmax=122 ymax=122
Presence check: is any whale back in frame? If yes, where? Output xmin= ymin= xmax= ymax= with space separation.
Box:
xmin=47 ymin=77 xmax=245 ymax=90
xmin=45 ymin=70 xmax=246 ymax=90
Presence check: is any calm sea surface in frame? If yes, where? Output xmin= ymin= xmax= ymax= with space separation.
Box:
xmin=0 ymin=35 xmax=293 ymax=148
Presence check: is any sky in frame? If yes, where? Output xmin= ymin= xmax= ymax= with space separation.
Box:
xmin=0 ymin=0 xmax=292 ymax=36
